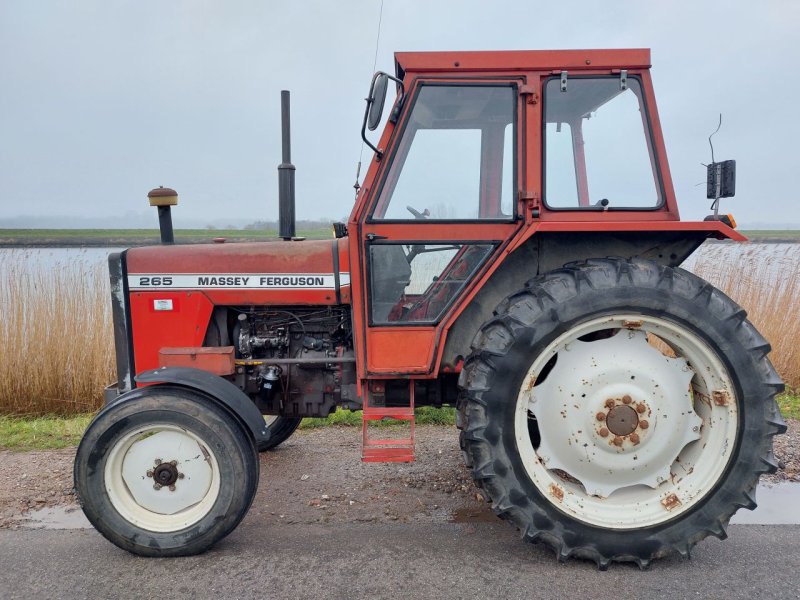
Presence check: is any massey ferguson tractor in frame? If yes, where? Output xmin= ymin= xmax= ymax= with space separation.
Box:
xmin=74 ymin=49 xmax=786 ymax=568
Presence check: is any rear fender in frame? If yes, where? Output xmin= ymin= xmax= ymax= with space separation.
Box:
xmin=118 ymin=367 xmax=271 ymax=445
xmin=440 ymin=230 xmax=720 ymax=371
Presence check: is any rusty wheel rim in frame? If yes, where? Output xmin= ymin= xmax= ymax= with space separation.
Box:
xmin=514 ymin=314 xmax=738 ymax=529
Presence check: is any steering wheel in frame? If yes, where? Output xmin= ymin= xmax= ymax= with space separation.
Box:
xmin=406 ymin=205 xmax=430 ymax=219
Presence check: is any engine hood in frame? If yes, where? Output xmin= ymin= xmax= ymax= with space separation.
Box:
xmin=125 ymin=238 xmax=351 ymax=305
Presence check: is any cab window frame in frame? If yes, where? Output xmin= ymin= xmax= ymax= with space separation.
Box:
xmin=541 ymin=74 xmax=666 ymax=212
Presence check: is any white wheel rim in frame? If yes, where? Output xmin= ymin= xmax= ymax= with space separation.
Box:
xmin=104 ymin=424 xmax=221 ymax=532
xmin=515 ymin=314 xmax=738 ymax=529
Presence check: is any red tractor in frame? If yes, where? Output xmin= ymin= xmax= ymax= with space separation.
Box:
xmin=74 ymin=49 xmax=785 ymax=568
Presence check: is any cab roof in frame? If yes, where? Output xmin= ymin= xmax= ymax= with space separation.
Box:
xmin=394 ymin=48 xmax=651 ymax=79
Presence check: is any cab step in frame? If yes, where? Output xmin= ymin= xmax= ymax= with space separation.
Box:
xmin=361 ymin=383 xmax=415 ymax=463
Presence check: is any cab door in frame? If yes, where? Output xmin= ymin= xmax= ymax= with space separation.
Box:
xmin=354 ymin=79 xmax=526 ymax=376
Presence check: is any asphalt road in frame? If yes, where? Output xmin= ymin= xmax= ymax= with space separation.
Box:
xmin=1 ymin=522 xmax=798 ymax=599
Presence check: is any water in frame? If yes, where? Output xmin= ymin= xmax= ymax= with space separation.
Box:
xmin=0 ymin=241 xmax=797 ymax=276
xmin=0 ymin=247 xmax=124 ymax=272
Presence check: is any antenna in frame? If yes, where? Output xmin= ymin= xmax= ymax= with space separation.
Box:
xmin=708 ymin=113 xmax=722 ymax=166
xmin=353 ymin=0 xmax=385 ymax=198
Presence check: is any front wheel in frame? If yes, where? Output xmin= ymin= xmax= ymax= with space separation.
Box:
xmin=74 ymin=386 xmax=260 ymax=557
xmin=458 ymin=258 xmax=786 ymax=568
xmin=258 ymin=415 xmax=302 ymax=451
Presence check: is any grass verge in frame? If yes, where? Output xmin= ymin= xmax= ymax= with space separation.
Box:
xmin=2 ymin=398 xmax=797 ymax=452
xmin=778 ymin=390 xmax=800 ymax=420
xmin=0 ymin=413 xmax=95 ymax=451
xmin=300 ymin=406 xmax=457 ymax=429
xmin=0 ymin=408 xmax=458 ymax=450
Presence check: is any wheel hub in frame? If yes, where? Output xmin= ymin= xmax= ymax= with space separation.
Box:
xmin=148 ymin=460 xmax=183 ymax=490
xmin=605 ymin=404 xmax=638 ymax=436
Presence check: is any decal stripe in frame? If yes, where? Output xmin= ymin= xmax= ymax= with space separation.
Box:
xmin=128 ymin=273 xmax=351 ymax=290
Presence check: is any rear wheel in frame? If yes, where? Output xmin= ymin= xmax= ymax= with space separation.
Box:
xmin=458 ymin=258 xmax=786 ymax=568
xmin=258 ymin=415 xmax=302 ymax=451
xmin=74 ymin=386 xmax=259 ymax=557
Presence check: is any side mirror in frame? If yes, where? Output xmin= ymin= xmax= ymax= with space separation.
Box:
xmin=360 ymin=71 xmax=405 ymax=160
xmin=367 ymin=73 xmax=389 ymax=131
xmin=706 ymin=160 xmax=736 ymax=199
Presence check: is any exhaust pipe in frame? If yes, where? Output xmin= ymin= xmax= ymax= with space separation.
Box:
xmin=278 ymin=90 xmax=296 ymax=240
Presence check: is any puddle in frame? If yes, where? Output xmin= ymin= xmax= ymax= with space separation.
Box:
xmin=451 ymin=506 xmax=497 ymax=523
xmin=18 ymin=505 xmax=92 ymax=530
xmin=730 ymin=482 xmax=800 ymax=525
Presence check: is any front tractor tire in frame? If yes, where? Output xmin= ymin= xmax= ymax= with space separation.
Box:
xmin=458 ymin=258 xmax=786 ymax=568
xmin=74 ymin=386 xmax=260 ymax=557
xmin=258 ymin=416 xmax=303 ymax=451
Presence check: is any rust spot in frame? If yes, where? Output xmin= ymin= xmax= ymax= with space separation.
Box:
xmin=629 ymin=433 xmax=640 ymax=445
xmin=636 ymin=403 xmax=646 ymax=414
xmin=598 ymin=427 xmax=609 ymax=438
xmin=524 ymin=376 xmax=537 ymax=393
xmin=612 ymin=436 xmax=623 ymax=447
xmin=661 ymin=494 xmax=682 ymax=511
xmin=623 ymin=319 xmax=643 ymax=329
xmin=712 ymin=390 xmax=731 ymax=406
xmin=595 ymin=412 xmax=606 ymax=421
xmin=639 ymin=419 xmax=649 ymax=429
xmin=549 ymin=483 xmax=564 ymax=502
xmin=622 ymin=394 xmax=632 ymax=404
xmin=604 ymin=399 xmax=615 ymax=409
xmin=695 ymin=391 xmax=712 ymax=408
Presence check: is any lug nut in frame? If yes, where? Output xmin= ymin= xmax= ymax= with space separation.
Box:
xmin=146 ymin=470 xmax=154 ymax=478
xmin=640 ymin=420 xmax=649 ymax=429
xmin=622 ymin=395 xmax=632 ymax=404
xmin=595 ymin=412 xmax=606 ymax=421
xmin=604 ymin=399 xmax=615 ymax=409
xmin=153 ymin=483 xmax=162 ymax=490
xmin=612 ymin=436 xmax=624 ymax=447
xmin=598 ymin=427 xmax=609 ymax=438
xmin=169 ymin=485 xmax=176 ymax=492
xmin=178 ymin=473 xmax=185 ymax=480
xmin=636 ymin=403 xmax=646 ymax=414
xmin=169 ymin=460 xmax=177 ymax=466
xmin=630 ymin=433 xmax=640 ymax=445
xmin=154 ymin=459 xmax=162 ymax=466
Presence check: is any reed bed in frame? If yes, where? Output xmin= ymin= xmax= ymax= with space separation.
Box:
xmin=0 ymin=242 xmax=796 ymax=416
xmin=0 ymin=252 xmax=114 ymax=415
xmin=687 ymin=243 xmax=800 ymax=390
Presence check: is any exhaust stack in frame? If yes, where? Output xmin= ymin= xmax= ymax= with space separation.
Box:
xmin=278 ymin=90 xmax=296 ymax=240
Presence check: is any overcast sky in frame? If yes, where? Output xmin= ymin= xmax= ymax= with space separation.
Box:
xmin=1 ymin=0 xmax=798 ymax=228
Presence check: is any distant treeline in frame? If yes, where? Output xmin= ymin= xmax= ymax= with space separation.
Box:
xmin=242 ymin=219 xmax=342 ymax=231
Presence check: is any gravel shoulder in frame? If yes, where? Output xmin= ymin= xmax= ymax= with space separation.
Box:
xmin=1 ymin=419 xmax=798 ymax=529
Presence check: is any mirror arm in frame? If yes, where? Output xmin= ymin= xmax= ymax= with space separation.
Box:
xmin=360 ymin=72 xmax=406 ymax=161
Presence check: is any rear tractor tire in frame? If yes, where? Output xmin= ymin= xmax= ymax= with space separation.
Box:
xmin=458 ymin=258 xmax=786 ymax=568
xmin=74 ymin=386 xmax=260 ymax=557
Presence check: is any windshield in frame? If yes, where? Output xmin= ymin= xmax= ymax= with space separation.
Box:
xmin=544 ymin=77 xmax=661 ymax=209
xmin=370 ymin=84 xmax=516 ymax=221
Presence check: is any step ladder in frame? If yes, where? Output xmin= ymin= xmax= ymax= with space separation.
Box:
xmin=361 ymin=382 xmax=415 ymax=463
